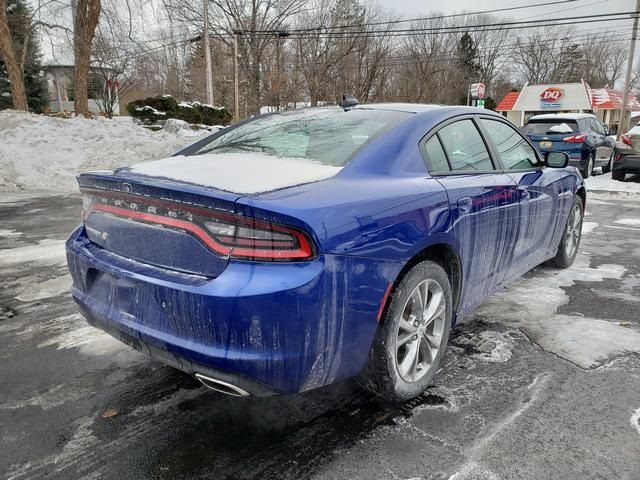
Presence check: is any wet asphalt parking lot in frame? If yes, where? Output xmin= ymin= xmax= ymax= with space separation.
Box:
xmin=1 ymin=182 xmax=640 ymax=480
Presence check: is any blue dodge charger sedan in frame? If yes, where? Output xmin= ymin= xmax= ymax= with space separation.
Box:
xmin=66 ymin=103 xmax=585 ymax=401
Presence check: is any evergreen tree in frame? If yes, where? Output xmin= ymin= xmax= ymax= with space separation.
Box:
xmin=0 ymin=0 xmax=49 ymax=112
xmin=456 ymin=32 xmax=480 ymax=105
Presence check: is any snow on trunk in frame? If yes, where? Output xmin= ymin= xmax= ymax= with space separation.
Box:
xmin=124 ymin=152 xmax=343 ymax=194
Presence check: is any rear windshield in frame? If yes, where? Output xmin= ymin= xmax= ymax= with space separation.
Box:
xmin=523 ymin=120 xmax=579 ymax=135
xmin=191 ymin=107 xmax=412 ymax=167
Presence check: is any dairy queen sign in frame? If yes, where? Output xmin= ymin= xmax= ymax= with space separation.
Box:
xmin=540 ymin=87 xmax=564 ymax=109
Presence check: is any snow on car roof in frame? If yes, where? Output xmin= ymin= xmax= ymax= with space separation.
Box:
xmin=528 ymin=113 xmax=597 ymax=121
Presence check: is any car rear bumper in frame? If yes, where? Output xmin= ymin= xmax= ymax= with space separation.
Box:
xmin=613 ymin=153 xmax=640 ymax=173
xmin=66 ymin=226 xmax=395 ymax=395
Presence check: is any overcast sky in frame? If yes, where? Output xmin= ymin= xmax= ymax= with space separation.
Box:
xmin=375 ymin=0 xmax=634 ymax=30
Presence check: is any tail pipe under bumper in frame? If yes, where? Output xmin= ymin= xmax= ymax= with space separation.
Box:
xmin=195 ymin=373 xmax=250 ymax=397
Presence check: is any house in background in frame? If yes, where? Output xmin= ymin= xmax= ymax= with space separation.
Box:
xmin=496 ymin=80 xmax=640 ymax=132
xmin=43 ymin=58 xmax=120 ymax=115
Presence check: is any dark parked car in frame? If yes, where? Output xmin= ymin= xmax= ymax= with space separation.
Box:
xmin=523 ymin=113 xmax=615 ymax=178
xmin=66 ymin=104 xmax=586 ymax=402
xmin=613 ymin=126 xmax=640 ymax=181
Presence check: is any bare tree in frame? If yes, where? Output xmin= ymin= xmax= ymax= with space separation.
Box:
xmin=396 ymin=17 xmax=453 ymax=103
xmin=579 ymin=33 xmax=628 ymax=87
xmin=0 ymin=0 xmax=27 ymax=109
xmin=73 ymin=0 xmax=101 ymax=116
xmin=91 ymin=32 xmax=136 ymax=116
xmin=512 ymin=26 xmax=583 ymax=84
xmin=467 ymin=15 xmax=509 ymax=88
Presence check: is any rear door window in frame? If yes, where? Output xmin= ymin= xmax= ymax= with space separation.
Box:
xmin=436 ymin=120 xmax=494 ymax=171
xmin=424 ymin=136 xmax=450 ymax=172
xmin=590 ymin=118 xmax=605 ymax=135
xmin=480 ymin=119 xmax=541 ymax=170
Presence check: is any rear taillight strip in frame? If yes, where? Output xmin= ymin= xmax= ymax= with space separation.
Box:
xmin=89 ymin=203 xmax=230 ymax=255
xmin=82 ymin=189 xmax=315 ymax=261
xmin=562 ymin=134 xmax=585 ymax=143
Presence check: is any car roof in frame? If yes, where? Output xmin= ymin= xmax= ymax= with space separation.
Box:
xmin=528 ymin=113 xmax=597 ymax=121
xmin=353 ymin=103 xmax=445 ymax=113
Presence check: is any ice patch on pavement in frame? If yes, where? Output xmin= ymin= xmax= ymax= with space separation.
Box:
xmin=2 ymin=312 xmax=129 ymax=359
xmin=5 ymin=415 xmax=98 ymax=479
xmin=473 ymin=256 xmax=640 ymax=368
xmin=452 ymin=329 xmax=520 ymax=364
xmin=615 ymin=218 xmax=640 ymax=226
xmin=16 ymin=273 xmax=70 ymax=301
xmin=0 ymin=239 xmax=66 ymax=266
xmin=449 ymin=463 xmax=500 ymax=480
xmin=587 ymin=198 xmax=616 ymax=205
xmin=470 ymin=331 xmax=517 ymax=363
xmin=0 ymin=228 xmax=23 ymax=238
xmin=631 ymin=408 xmax=640 ymax=436
xmin=0 ymin=383 xmax=89 ymax=411
xmin=450 ymin=373 xmax=550 ymax=479
xmin=581 ymin=221 xmax=598 ymax=234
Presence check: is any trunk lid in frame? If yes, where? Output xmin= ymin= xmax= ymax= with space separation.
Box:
xmin=78 ymin=171 xmax=241 ymax=278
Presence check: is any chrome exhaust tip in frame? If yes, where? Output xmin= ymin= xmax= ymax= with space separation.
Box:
xmin=194 ymin=373 xmax=250 ymax=397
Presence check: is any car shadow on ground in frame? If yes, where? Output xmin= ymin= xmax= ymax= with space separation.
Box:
xmin=87 ymin=324 xmax=491 ymax=480
xmin=97 ymin=366 xmax=446 ymax=479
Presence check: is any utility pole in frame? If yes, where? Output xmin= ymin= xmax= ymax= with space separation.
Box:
xmin=234 ymin=30 xmax=240 ymax=123
xmin=203 ymin=0 xmax=214 ymax=105
xmin=274 ymin=31 xmax=290 ymax=112
xmin=618 ymin=0 xmax=640 ymax=139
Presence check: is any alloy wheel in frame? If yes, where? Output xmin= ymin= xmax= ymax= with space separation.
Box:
xmin=394 ymin=279 xmax=446 ymax=383
xmin=564 ymin=203 xmax=583 ymax=258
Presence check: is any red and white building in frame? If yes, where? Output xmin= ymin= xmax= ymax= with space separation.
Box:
xmin=496 ymin=80 xmax=640 ymax=131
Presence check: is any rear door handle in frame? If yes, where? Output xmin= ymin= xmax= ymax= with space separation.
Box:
xmin=457 ymin=197 xmax=473 ymax=213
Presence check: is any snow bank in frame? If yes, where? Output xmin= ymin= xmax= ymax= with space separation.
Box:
xmin=0 ymin=110 xmax=207 ymax=193
xmin=126 ymin=152 xmax=343 ymax=194
xmin=585 ymin=172 xmax=640 ymax=193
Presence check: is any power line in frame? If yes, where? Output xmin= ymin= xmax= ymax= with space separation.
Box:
xmin=112 ymin=24 xmax=631 ymax=70
xmin=330 ymin=34 xmax=635 ymax=71
xmin=240 ymin=9 xmax=635 ymax=36
xmin=102 ymin=13 xmax=637 ymax=65
xmin=278 ymin=17 xmax=639 ymax=41
xmin=261 ymin=0 xmax=583 ymax=33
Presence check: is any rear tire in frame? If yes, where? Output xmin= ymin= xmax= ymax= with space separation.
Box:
xmin=612 ymin=169 xmax=626 ymax=181
xmin=551 ymin=196 xmax=584 ymax=269
xmin=358 ymin=261 xmax=452 ymax=402
xmin=602 ymin=151 xmax=614 ymax=174
xmin=581 ymin=154 xmax=594 ymax=178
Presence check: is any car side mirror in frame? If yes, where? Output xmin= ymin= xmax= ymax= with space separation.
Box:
xmin=604 ymin=126 xmax=610 ymax=136
xmin=546 ymin=151 xmax=570 ymax=168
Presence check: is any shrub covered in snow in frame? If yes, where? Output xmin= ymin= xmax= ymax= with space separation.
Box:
xmin=127 ymin=95 xmax=232 ymax=126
